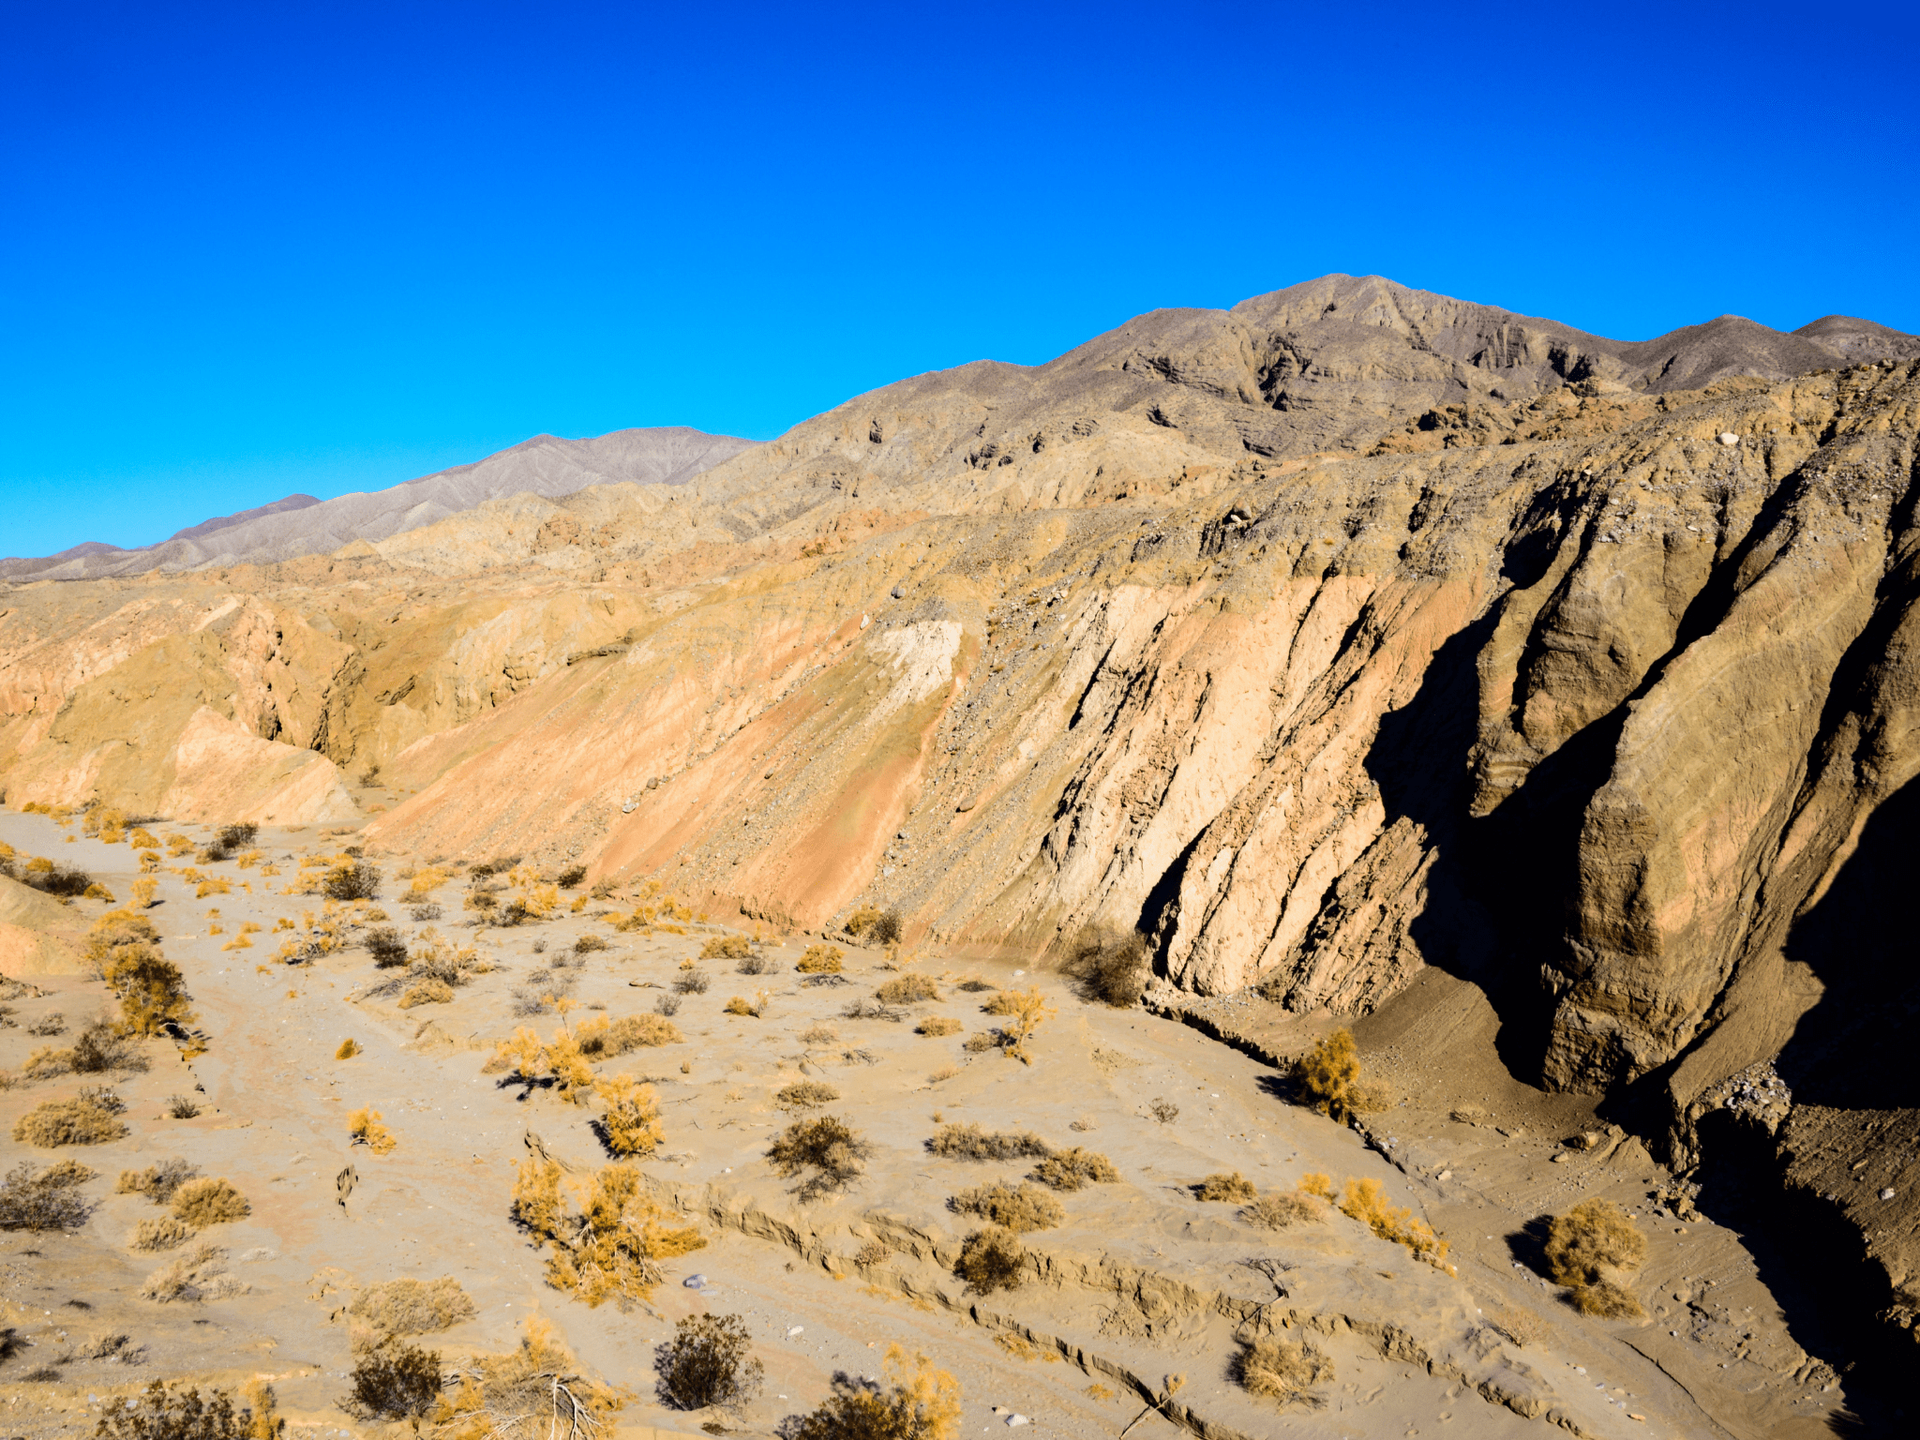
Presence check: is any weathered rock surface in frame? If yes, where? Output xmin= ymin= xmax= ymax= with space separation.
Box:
xmin=6 ymin=273 xmax=1920 ymax=1356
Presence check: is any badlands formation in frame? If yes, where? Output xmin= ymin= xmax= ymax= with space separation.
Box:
xmin=4 ymin=274 xmax=1920 ymax=1438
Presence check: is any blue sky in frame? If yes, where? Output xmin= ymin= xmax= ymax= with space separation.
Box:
xmin=4 ymin=0 xmax=1916 ymax=558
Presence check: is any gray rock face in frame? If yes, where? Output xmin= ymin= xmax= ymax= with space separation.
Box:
xmin=2 ymin=426 xmax=756 ymax=580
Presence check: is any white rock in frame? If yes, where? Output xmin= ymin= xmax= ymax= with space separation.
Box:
xmin=1881 ymin=1187 xmax=1896 ymax=1200
xmin=1005 ymin=1416 xmax=1031 ymax=1428
xmin=1718 ymin=432 xmax=1740 ymax=446
xmin=788 ymin=1326 xmax=804 ymax=1336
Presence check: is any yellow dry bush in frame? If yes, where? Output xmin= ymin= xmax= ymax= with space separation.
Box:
xmin=950 ymin=1181 xmax=1063 ymax=1233
xmin=196 ymin=877 xmax=232 ymax=898
xmin=844 ymin=903 xmax=885 ymax=937
xmin=406 ymin=866 xmax=450 ymax=896
xmin=131 ymin=877 xmax=159 ymax=908
xmin=1239 ymin=1337 xmax=1334 ymax=1404
xmin=84 ymin=806 xmax=127 ymax=838
xmin=129 ymin=1215 xmax=194 ymax=1252
xmin=14 ymin=1092 xmax=128 ymax=1146
xmin=1028 ymin=1147 xmax=1118 ymax=1191
xmin=336 ymin=1038 xmax=361 ymax=1059
xmin=798 ymin=944 xmax=844 ymax=974
xmin=511 ymin=1159 xmax=704 ymax=1306
xmin=220 ymin=933 xmax=252 ymax=951
xmin=1291 ymin=1028 xmax=1390 ymax=1122
xmin=1196 ymin=1171 xmax=1258 ymax=1202
xmin=700 ymin=935 xmax=753 ymax=960
xmin=234 ymin=849 xmax=263 ymax=869
xmin=544 ymin=1031 xmax=597 ymax=1102
xmin=1338 ymin=1177 xmax=1450 ymax=1269
xmin=164 ymin=833 xmax=194 ymax=856
xmin=723 ymin=995 xmax=754 ymax=1016
xmin=916 ymin=1016 xmax=962 ymax=1036
xmin=596 ymin=1073 xmax=665 ymax=1156
xmin=348 ymin=1107 xmax=397 ymax=1155
xmin=430 ymin=1316 xmax=627 ymax=1440
xmin=171 ymin=1177 xmax=250 ymax=1226
xmin=1242 ymin=1189 xmax=1324 ymax=1229
xmin=980 ymin=986 xmax=1054 ymax=1063
xmin=348 ymin=1276 xmax=477 ymax=1337
xmin=775 ymin=1080 xmax=840 ymax=1110
xmin=954 ymin=1227 xmax=1026 ymax=1293
xmin=783 ymin=1343 xmax=961 ymax=1440
xmin=1299 ymin=1171 xmax=1336 ymax=1200
xmin=573 ymin=1012 xmax=683 ymax=1058
xmin=398 ymin=977 xmax=454 ymax=1008
xmin=484 ymin=1026 xmax=549 ymax=1081
xmin=1546 ymin=1199 xmax=1647 ymax=1318
xmin=875 ymin=974 xmax=939 ymax=1004
xmin=129 ymin=828 xmax=160 ymax=850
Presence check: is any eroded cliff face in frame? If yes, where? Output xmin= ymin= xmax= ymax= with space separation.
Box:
xmin=7 ymin=276 xmax=1920 ymax=1344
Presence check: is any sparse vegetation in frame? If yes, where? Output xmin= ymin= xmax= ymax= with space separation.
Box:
xmin=1148 ymin=1097 xmax=1179 ymax=1124
xmin=348 ymin=1276 xmax=477 ymax=1338
xmin=1545 ymin=1198 xmax=1647 ymax=1318
xmin=14 ymin=1089 xmax=128 ymax=1146
xmin=767 ymin=1115 xmax=872 ymax=1201
xmin=654 ymin=992 xmax=682 ymax=1017
xmin=349 ymin=1342 xmax=442 ymax=1419
xmin=1238 ymin=1337 xmax=1334 ymax=1405
xmin=954 ymin=1227 xmax=1026 ymax=1293
xmin=595 ymin=1074 xmax=665 ymax=1156
xmin=1196 ymin=1171 xmax=1257 ymax=1202
xmin=673 ymin=968 xmax=712 ymax=995
xmin=844 ymin=904 xmax=885 ymax=938
xmin=572 ymin=1012 xmax=682 ymax=1057
xmin=140 ymin=1241 xmax=245 ymax=1302
xmin=1063 ymin=927 xmax=1151 ymax=1007
xmin=875 ymin=974 xmax=939 ymax=1004
xmin=1337 ymin=1177 xmax=1450 ymax=1269
xmin=118 ymin=1158 xmax=198 ymax=1203
xmin=780 ymin=1343 xmax=962 ymax=1440
xmin=775 ymin=1080 xmax=839 ymax=1110
xmin=366 ymin=927 xmax=408 ymax=967
xmin=324 ymin=861 xmax=381 ymax=902
xmin=916 ymin=1016 xmax=962 ymax=1036
xmin=171 ymin=1178 xmax=250 ymax=1227
xmin=798 ymin=1021 xmax=837 ymax=1044
xmin=949 ymin=1182 xmax=1063 ymax=1233
xmin=557 ymin=865 xmax=588 ymax=888
xmin=978 ymin=986 xmax=1055 ymax=1063
xmin=168 ymin=1094 xmax=202 ymax=1118
xmin=130 ymin=1216 xmax=194 ymax=1251
xmin=93 ymin=1379 xmax=274 ymax=1440
xmin=654 ymin=1312 xmax=764 ymax=1412
xmin=431 ymin=1315 xmax=626 ymax=1440
xmin=736 ymin=952 xmax=773 ymax=974
xmin=927 ymin=1123 xmax=1051 ymax=1161
xmin=699 ymin=935 xmax=753 ymax=960
xmin=28 ymin=1011 xmax=66 ymax=1036
xmin=572 ymin=933 xmax=608 ymax=955
xmin=1242 ymin=1189 xmax=1324 ymax=1229
xmin=0 ymin=1158 xmax=95 ymax=1231
xmin=1029 ymin=1147 xmax=1118 ymax=1192
xmin=511 ymin=1160 xmax=705 ymax=1305
xmin=1291 ymin=1029 xmax=1389 ymax=1122
xmin=843 ymin=997 xmax=906 ymax=1021
xmin=797 ymin=944 xmax=844 ymax=974
xmin=348 ymin=1107 xmax=398 ymax=1155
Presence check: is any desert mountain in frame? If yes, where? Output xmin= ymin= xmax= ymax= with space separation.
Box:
xmin=0 ymin=424 xmax=757 ymax=581
xmin=6 ymin=273 xmax=1920 ymax=1402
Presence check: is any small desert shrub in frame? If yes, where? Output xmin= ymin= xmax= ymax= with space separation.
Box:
xmin=140 ymin=1241 xmax=246 ymax=1302
xmin=955 ymin=978 xmax=996 ymax=992
xmin=875 ymin=974 xmax=939 ymax=1004
xmin=512 ymin=1159 xmax=705 ymax=1305
xmin=574 ymin=1012 xmax=683 ymax=1057
xmin=1029 ymin=1147 xmax=1119 ymax=1192
xmin=348 ymin=1276 xmax=477 ymax=1337
xmin=798 ymin=1021 xmax=838 ymax=1044
xmin=557 ymin=865 xmax=588 ymax=888
xmin=348 ymin=1107 xmax=398 ymax=1155
xmin=781 ymin=1344 xmax=961 ymax=1440
xmin=654 ymin=992 xmax=682 ymax=1017
xmin=1546 ymin=1198 xmax=1647 ymax=1317
xmin=767 ymin=1115 xmax=873 ymax=1201
xmin=797 ymin=944 xmax=844 ymax=974
xmin=573 ymin=933 xmax=609 ymax=955
xmin=673 ymin=968 xmax=711 ymax=995
xmin=14 ymin=1090 xmax=128 ymax=1146
xmin=1148 ymin=1097 xmax=1179 ymax=1124
xmin=916 ymin=1016 xmax=962 ymax=1036
xmin=168 ymin=1094 xmax=202 ymax=1118
xmin=596 ymin=1074 xmax=665 ymax=1156
xmin=398 ymin=977 xmax=454 ymax=1008
xmin=844 ymin=904 xmax=884 ymax=938
xmin=94 ymin=1379 xmax=271 ymax=1440
xmin=171 ymin=1178 xmax=250 ymax=1226
xmin=955 ymin=1227 xmax=1026 ymax=1293
xmin=927 ymin=1123 xmax=1051 ymax=1161
xmin=1300 ymin=1171 xmax=1336 ymax=1200
xmin=1238 ymin=1337 xmax=1334 ymax=1404
xmin=349 ymin=1342 xmax=442 ymax=1419
xmin=110 ymin=952 xmax=195 ymax=1037
xmin=950 ymin=1182 xmax=1063 ymax=1233
xmin=409 ymin=902 xmax=443 ymax=922
xmin=1338 ymin=1177 xmax=1449 ymax=1268
xmin=131 ymin=1216 xmax=195 ymax=1251
xmin=978 ymin=986 xmax=1054 ymax=1063
xmin=843 ymin=997 xmax=906 ymax=1021
xmin=1292 ymin=1028 xmax=1389 ymax=1121
xmin=1242 ymin=1190 xmax=1323 ymax=1229
xmin=0 ymin=1158 xmax=95 ymax=1232
xmin=722 ymin=995 xmax=754 ymax=1016
xmin=336 ymin=1038 xmax=361 ymax=1059
xmin=27 ymin=1011 xmax=66 ymax=1036
xmin=17 ymin=861 xmax=97 ymax=897
xmin=324 ymin=861 xmax=380 ymax=902
xmin=1197 ymin=1172 xmax=1257 ymax=1202
xmin=962 ymin=1032 xmax=997 ymax=1053
xmin=869 ymin=908 xmax=903 ymax=947
xmin=777 ymin=1081 xmax=840 ymax=1110
xmin=1063 ymin=927 xmax=1151 ymax=1007
xmin=655 ymin=1312 xmax=764 ymax=1411
xmin=119 ymin=1158 xmax=197 ymax=1203
xmin=700 ymin=935 xmax=753 ymax=960
xmin=366 ymin=927 xmax=408 ymax=968
xmin=736 ymin=952 xmax=773 ymax=974
xmin=71 ymin=1020 xmax=147 ymax=1073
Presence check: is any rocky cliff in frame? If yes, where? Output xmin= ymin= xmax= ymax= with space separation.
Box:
xmin=5 ymin=272 xmax=1920 ymax=1349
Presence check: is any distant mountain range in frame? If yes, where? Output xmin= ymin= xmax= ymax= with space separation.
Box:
xmin=1 ymin=426 xmax=758 ymax=580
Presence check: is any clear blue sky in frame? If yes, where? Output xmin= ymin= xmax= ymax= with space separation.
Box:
xmin=4 ymin=1 xmax=1916 ymax=558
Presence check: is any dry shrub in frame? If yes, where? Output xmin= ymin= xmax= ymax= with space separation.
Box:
xmin=1242 ymin=1190 xmax=1323 ymax=1229
xmin=736 ymin=952 xmax=774 ymax=975
xmin=767 ymin=1115 xmax=873 ymax=1201
xmin=27 ymin=1011 xmax=66 ymax=1036
xmin=699 ymin=935 xmax=753 ymax=960
xmin=1338 ymin=1177 xmax=1450 ymax=1268
xmin=776 ymin=1080 xmax=840 ymax=1110
xmin=1063 ymin=927 xmax=1150 ymax=1007
xmin=928 ymin=1064 xmax=960 ymax=1084
xmin=595 ymin=1074 xmax=665 ymax=1156
xmin=799 ymin=1022 xmax=838 ymax=1044
xmin=131 ymin=1216 xmax=194 ymax=1251
xmin=875 ymin=974 xmax=939 ymax=1004
xmin=843 ymin=997 xmax=906 ymax=1021
xmin=950 ymin=1182 xmax=1063 ymax=1233
xmin=14 ymin=1090 xmax=128 ymax=1146
xmin=324 ymin=861 xmax=380 ymax=901
xmin=71 ymin=1019 xmax=148 ymax=1074
xmin=797 ymin=944 xmax=844 ymax=974
xmin=171 ymin=1178 xmax=250 ymax=1226
xmin=1197 ymin=1172 xmax=1257 ymax=1202
xmin=1238 ymin=1337 xmax=1333 ymax=1404
xmin=0 ymin=1158 xmax=95 ymax=1231
xmin=119 ymin=1158 xmax=198 ymax=1202
xmin=572 ymin=933 xmax=609 ymax=956
xmin=1029 ymin=1147 xmax=1118 ymax=1192
xmin=574 ymin=1012 xmax=683 ymax=1057
xmin=511 ymin=1159 xmax=704 ymax=1305
xmin=349 ymin=1276 xmax=477 ymax=1337
xmin=349 ymin=1342 xmax=442 ymax=1420
xmin=916 ymin=1016 xmax=962 ymax=1037
xmin=94 ymin=1378 xmax=275 ymax=1440
xmin=672 ymin=969 xmax=711 ymax=995
xmin=654 ymin=1312 xmax=764 ymax=1412
xmin=955 ymin=1227 xmax=1026 ymax=1293
xmin=366 ymin=927 xmax=409 ymax=968
xmin=167 ymin=1094 xmax=202 ymax=1119
xmin=336 ymin=1038 xmax=361 ymax=1059
xmin=399 ymin=977 xmax=455 ymax=1008
xmin=722 ymin=995 xmax=756 ymax=1016
xmin=1291 ymin=1029 xmax=1389 ymax=1122
xmin=140 ymin=1242 xmax=247 ymax=1302
xmin=349 ymin=1106 xmax=398 ymax=1155
xmin=1546 ymin=1198 xmax=1647 ymax=1318
xmin=1299 ymin=1171 xmax=1336 ymax=1200
xmin=432 ymin=1315 xmax=626 ymax=1440
xmin=843 ymin=904 xmax=884 ymax=938
xmin=781 ymin=1343 xmax=961 ymax=1440
xmin=978 ymin=986 xmax=1054 ymax=1063
xmin=927 ymin=1123 xmax=1051 ymax=1161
